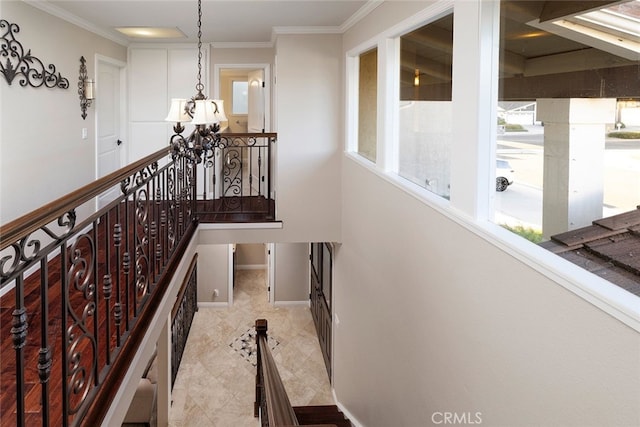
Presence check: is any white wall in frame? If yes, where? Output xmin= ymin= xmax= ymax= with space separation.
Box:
xmin=197 ymin=244 xmax=230 ymax=303
xmin=0 ymin=1 xmax=126 ymax=224
xmin=274 ymin=242 xmax=309 ymax=303
xmin=236 ymin=243 xmax=266 ymax=268
xmin=128 ymin=44 xmax=202 ymax=162
xmin=335 ymin=159 xmax=640 ymax=427
xmin=272 ymin=34 xmax=343 ymax=242
xmin=333 ymin=1 xmax=640 ymax=426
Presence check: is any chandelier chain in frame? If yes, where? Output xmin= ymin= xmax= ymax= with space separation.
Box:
xmin=196 ymin=0 xmax=204 ymax=94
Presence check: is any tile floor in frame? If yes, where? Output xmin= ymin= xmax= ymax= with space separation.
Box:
xmin=168 ymin=269 xmax=334 ymax=426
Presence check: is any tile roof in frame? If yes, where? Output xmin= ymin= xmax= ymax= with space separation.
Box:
xmin=539 ymin=206 xmax=640 ymax=296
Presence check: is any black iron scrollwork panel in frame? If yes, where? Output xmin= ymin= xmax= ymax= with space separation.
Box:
xmin=135 ymin=188 xmax=150 ymax=308
xmin=1 ymin=19 xmax=70 ymax=89
xmin=0 ymin=210 xmax=76 ymax=283
xmin=65 ymin=234 xmax=98 ymax=419
xmin=171 ymin=261 xmax=197 ymax=389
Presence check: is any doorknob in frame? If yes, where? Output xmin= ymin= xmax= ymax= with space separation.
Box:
xmin=116 ymin=139 xmax=123 ymax=146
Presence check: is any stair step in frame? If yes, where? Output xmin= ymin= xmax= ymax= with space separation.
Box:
xmin=294 ymin=405 xmax=352 ymax=427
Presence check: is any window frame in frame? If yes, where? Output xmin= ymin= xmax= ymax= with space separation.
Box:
xmin=343 ymin=0 xmax=640 ymax=332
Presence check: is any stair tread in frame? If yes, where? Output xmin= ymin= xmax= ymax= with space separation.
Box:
xmin=294 ymin=405 xmax=341 ymax=412
xmin=294 ymin=405 xmax=351 ymax=426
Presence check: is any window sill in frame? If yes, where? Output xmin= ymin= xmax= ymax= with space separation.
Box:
xmin=345 ymin=151 xmax=640 ymax=332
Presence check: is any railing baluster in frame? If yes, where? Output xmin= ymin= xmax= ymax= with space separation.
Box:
xmin=92 ymin=221 xmax=100 ymax=388
xmin=124 ymin=197 xmax=131 ymax=330
xmin=61 ymin=242 xmax=69 ymax=427
xmin=12 ymin=275 xmax=27 ymax=427
xmin=114 ymin=218 xmax=123 ymax=347
xmin=39 ymin=257 xmax=51 ymax=427
xmin=103 ymin=212 xmax=112 ymax=366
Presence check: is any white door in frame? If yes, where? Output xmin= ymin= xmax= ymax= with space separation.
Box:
xmin=247 ymin=69 xmax=265 ymax=194
xmin=96 ymin=59 xmax=124 ymax=209
xmin=247 ymin=69 xmax=265 ymax=133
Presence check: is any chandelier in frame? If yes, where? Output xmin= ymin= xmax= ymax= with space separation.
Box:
xmin=165 ymin=0 xmax=227 ymax=165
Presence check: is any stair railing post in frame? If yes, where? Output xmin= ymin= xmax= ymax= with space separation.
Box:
xmin=255 ymin=318 xmax=268 ymax=418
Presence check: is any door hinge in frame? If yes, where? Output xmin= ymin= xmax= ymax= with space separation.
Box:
xmin=268 ymin=286 xmax=271 ymax=291
xmin=262 ymin=81 xmax=265 ymax=88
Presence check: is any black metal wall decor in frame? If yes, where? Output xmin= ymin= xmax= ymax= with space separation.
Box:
xmin=78 ymin=56 xmax=94 ymax=119
xmin=0 ymin=19 xmax=69 ymax=89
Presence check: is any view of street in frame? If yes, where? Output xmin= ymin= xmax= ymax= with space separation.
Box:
xmin=494 ymin=125 xmax=640 ymax=231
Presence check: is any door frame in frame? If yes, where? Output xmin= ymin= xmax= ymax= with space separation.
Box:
xmin=94 ymin=54 xmax=127 ymax=210
xmin=226 ymin=242 xmax=275 ymax=307
xmin=213 ymin=63 xmax=271 ymax=132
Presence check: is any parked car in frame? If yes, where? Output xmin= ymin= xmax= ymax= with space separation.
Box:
xmin=496 ymin=159 xmax=514 ymax=191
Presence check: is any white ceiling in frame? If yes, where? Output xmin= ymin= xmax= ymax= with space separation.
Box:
xmin=29 ymin=0 xmax=374 ymax=45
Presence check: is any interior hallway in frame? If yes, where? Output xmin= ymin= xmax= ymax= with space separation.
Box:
xmin=168 ymin=269 xmax=334 ymax=426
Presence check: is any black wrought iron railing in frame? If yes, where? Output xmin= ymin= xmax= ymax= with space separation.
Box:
xmin=196 ymin=133 xmax=277 ymax=222
xmin=0 ymin=148 xmax=197 ymax=427
xmin=0 ymin=132 xmax=277 ymax=427
xmin=171 ymin=253 xmax=198 ymax=389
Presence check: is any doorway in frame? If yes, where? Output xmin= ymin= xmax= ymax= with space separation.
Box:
xmin=95 ymin=55 xmax=126 ymax=209
xmin=310 ymin=242 xmax=333 ymax=379
xmin=230 ymin=243 xmax=274 ymax=306
xmin=213 ymin=64 xmax=271 ymax=133
xmin=94 ymin=55 xmax=126 ymax=209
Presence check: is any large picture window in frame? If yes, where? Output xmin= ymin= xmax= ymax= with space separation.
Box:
xmin=358 ymin=48 xmax=378 ymax=162
xmin=495 ymin=0 xmax=640 ymax=242
xmin=398 ymin=14 xmax=453 ymax=199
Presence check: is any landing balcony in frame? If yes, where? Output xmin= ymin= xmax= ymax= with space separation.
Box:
xmin=0 ymin=132 xmax=276 ymax=426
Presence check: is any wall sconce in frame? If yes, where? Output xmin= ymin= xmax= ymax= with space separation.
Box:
xmin=414 ymin=68 xmax=420 ymax=87
xmin=78 ymin=56 xmax=95 ymax=120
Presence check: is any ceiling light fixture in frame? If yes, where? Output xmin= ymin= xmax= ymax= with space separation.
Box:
xmin=165 ymin=0 xmax=227 ymax=165
xmin=115 ymin=27 xmax=186 ymax=39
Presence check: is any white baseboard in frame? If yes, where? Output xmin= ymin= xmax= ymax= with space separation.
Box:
xmin=197 ymin=301 xmax=229 ymax=309
xmin=273 ymin=300 xmax=310 ymax=307
xmin=333 ymin=389 xmax=364 ymax=427
xmin=236 ymin=264 xmax=267 ymax=270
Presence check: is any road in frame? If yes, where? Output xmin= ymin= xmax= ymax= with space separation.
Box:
xmin=494 ymin=125 xmax=640 ymax=230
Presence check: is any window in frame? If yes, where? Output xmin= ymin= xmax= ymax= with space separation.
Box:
xmin=232 ymin=80 xmax=248 ymax=114
xmin=358 ymin=48 xmax=378 ymax=162
xmin=398 ymin=14 xmax=454 ymax=199
xmin=495 ymin=0 xmax=640 ymax=241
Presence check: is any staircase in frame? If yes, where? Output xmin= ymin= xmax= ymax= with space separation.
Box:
xmin=293 ymin=405 xmax=352 ymax=427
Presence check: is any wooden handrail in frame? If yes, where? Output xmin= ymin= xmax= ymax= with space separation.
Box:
xmin=0 ymin=147 xmax=169 ymax=250
xmin=220 ymin=132 xmax=277 ymax=138
xmin=255 ymin=319 xmax=299 ymax=426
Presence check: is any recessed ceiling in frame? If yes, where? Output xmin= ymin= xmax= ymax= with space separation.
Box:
xmin=33 ymin=0 xmax=373 ymax=45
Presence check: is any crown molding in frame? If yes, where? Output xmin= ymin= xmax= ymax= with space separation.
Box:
xmin=341 ymin=0 xmax=384 ymax=32
xmin=22 ymin=0 xmax=130 ymax=46
xmin=270 ymin=0 xmax=383 ymax=42
xmin=272 ymin=26 xmax=344 ymax=35
xmin=211 ymin=42 xmax=274 ymax=49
